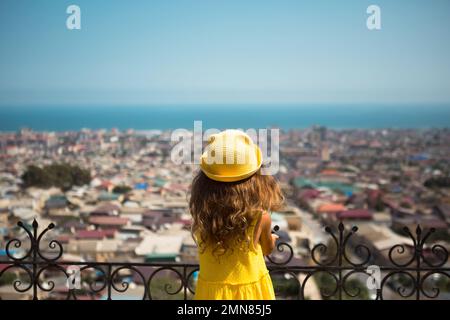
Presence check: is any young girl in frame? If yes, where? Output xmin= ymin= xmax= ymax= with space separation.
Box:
xmin=189 ymin=129 xmax=284 ymax=300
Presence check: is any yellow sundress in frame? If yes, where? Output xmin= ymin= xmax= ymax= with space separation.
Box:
xmin=194 ymin=212 xmax=275 ymax=300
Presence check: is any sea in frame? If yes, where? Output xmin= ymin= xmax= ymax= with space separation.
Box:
xmin=0 ymin=104 xmax=449 ymax=132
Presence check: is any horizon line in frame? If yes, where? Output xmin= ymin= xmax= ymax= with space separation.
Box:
xmin=2 ymin=102 xmax=450 ymax=108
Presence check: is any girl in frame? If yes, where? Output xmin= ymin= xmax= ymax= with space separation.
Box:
xmin=190 ymin=129 xmax=284 ymax=300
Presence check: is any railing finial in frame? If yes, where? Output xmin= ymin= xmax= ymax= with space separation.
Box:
xmin=1 ymin=220 xmax=449 ymax=300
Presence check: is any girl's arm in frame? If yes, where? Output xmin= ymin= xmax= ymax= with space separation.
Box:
xmin=256 ymin=211 xmax=278 ymax=256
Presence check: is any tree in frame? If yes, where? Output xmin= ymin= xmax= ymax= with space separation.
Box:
xmin=112 ymin=185 xmax=132 ymax=194
xmin=21 ymin=163 xmax=91 ymax=191
xmin=424 ymin=177 xmax=450 ymax=188
xmin=21 ymin=165 xmax=48 ymax=188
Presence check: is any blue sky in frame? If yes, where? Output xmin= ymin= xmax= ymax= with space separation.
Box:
xmin=0 ymin=0 xmax=449 ymax=106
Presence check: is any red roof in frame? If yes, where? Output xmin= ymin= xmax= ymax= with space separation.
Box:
xmin=320 ymin=169 xmax=340 ymax=176
xmin=76 ymin=229 xmax=116 ymax=239
xmin=317 ymin=203 xmax=346 ymax=213
xmin=101 ymin=181 xmax=113 ymax=187
xmin=337 ymin=209 xmax=373 ymax=220
xmin=88 ymin=216 xmax=129 ymax=226
xmin=299 ymin=189 xmax=321 ymax=199
xmin=0 ymin=264 xmax=9 ymax=272
xmin=176 ymin=218 xmax=192 ymax=226
xmin=57 ymin=235 xmax=71 ymax=243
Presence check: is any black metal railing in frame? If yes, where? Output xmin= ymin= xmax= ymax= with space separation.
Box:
xmin=0 ymin=220 xmax=449 ymax=300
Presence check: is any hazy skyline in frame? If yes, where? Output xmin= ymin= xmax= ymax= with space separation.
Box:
xmin=1 ymin=0 xmax=450 ymax=106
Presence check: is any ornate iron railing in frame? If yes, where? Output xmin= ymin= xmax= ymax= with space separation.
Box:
xmin=0 ymin=220 xmax=449 ymax=300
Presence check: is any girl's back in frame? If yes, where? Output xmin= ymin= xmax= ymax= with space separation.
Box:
xmin=190 ymin=130 xmax=284 ymax=300
xmin=195 ymin=212 xmax=275 ymax=299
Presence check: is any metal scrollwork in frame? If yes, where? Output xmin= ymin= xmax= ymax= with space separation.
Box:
xmin=342 ymin=226 xmax=372 ymax=267
xmin=0 ymin=264 xmax=33 ymax=294
xmin=380 ymin=271 xmax=417 ymax=299
xmin=310 ymin=223 xmax=372 ymax=267
xmin=388 ymin=225 xmax=449 ymax=269
xmin=419 ymin=271 xmax=450 ymax=299
xmin=76 ymin=265 xmax=108 ymax=300
xmin=301 ymin=270 xmax=339 ymax=299
xmin=5 ymin=221 xmax=34 ymax=261
xmin=185 ymin=267 xmax=199 ymax=295
xmin=311 ymin=226 xmax=340 ymax=266
xmin=147 ymin=267 xmax=184 ymax=300
xmin=0 ymin=220 xmax=449 ymax=300
xmin=5 ymin=220 xmax=63 ymax=262
xmin=388 ymin=226 xmax=419 ymax=267
xmin=110 ymin=266 xmax=147 ymax=300
xmin=266 ymin=241 xmax=294 ymax=265
xmin=36 ymin=223 xmax=63 ymax=262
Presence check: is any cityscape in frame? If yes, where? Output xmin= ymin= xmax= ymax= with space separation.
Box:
xmin=1 ymin=125 xmax=449 ymax=299
xmin=1 ymin=0 xmax=450 ymax=304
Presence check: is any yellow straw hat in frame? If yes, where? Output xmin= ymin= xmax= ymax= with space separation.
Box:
xmin=200 ymin=130 xmax=262 ymax=182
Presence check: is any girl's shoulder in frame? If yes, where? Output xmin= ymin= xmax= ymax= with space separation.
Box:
xmin=254 ymin=209 xmax=269 ymax=219
xmin=250 ymin=210 xmax=270 ymax=230
xmin=257 ymin=210 xmax=271 ymax=224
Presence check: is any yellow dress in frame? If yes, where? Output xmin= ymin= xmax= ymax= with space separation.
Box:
xmin=194 ymin=213 xmax=275 ymax=300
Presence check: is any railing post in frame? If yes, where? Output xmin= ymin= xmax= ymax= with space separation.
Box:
xmin=32 ymin=219 xmax=38 ymax=300
xmin=107 ymin=264 xmax=112 ymax=300
xmin=415 ymin=226 xmax=421 ymax=301
xmin=183 ymin=266 xmax=187 ymax=300
xmin=337 ymin=223 xmax=344 ymax=300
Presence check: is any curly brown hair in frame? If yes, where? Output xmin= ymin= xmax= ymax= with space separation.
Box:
xmin=189 ymin=169 xmax=284 ymax=258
